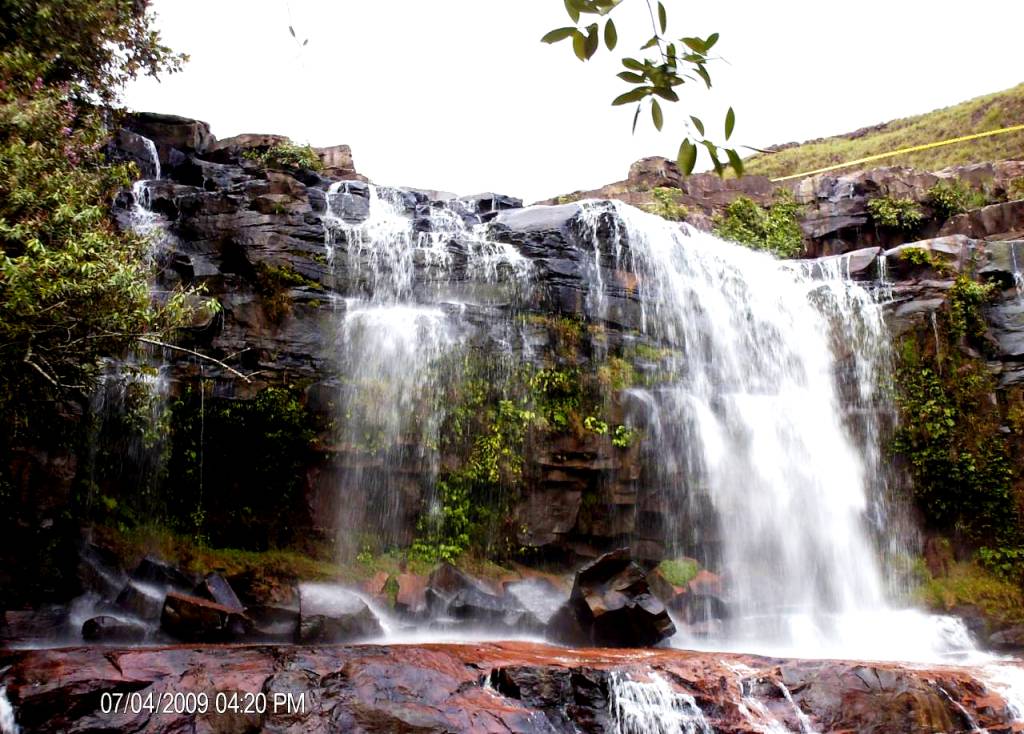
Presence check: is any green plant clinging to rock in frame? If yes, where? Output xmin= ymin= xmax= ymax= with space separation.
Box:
xmin=714 ymin=193 xmax=804 ymax=258
xmin=927 ymin=179 xmax=989 ymax=220
xmin=891 ymin=275 xmax=1018 ymax=554
xmin=244 ymin=142 xmax=322 ymax=171
xmin=642 ymin=187 xmax=688 ymax=221
xmin=867 ymin=195 xmax=924 ymax=231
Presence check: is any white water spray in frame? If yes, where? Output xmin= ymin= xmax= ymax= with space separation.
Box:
xmin=573 ymin=201 xmax=975 ymax=661
xmin=0 ymin=687 xmax=17 ymax=734
xmin=607 ymin=672 xmax=712 ymax=734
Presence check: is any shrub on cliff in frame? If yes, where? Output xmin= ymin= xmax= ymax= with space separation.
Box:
xmin=714 ymin=193 xmax=804 ymax=258
xmin=867 ymin=195 xmax=924 ymax=231
xmin=244 ymin=142 xmax=323 ymax=172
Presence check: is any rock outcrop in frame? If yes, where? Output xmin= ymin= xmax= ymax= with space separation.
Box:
xmin=548 ymin=549 xmax=675 ymax=647
xmin=2 ymin=642 xmax=1022 ymax=733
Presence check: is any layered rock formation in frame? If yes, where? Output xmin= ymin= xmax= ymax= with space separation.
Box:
xmin=3 ymin=642 xmax=1023 ymax=733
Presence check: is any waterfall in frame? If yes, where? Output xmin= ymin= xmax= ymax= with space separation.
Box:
xmin=574 ymin=201 xmax=968 ymax=660
xmin=0 ymin=687 xmax=17 ymax=734
xmin=322 ymin=184 xmax=529 ymax=556
xmin=607 ymin=672 xmax=712 ymax=734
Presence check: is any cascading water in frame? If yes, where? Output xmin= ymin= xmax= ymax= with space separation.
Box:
xmin=0 ymin=686 xmax=17 ymax=734
xmin=322 ymin=183 xmax=529 ymax=556
xmin=574 ymin=201 xmax=969 ymax=661
xmin=607 ymin=672 xmax=712 ymax=734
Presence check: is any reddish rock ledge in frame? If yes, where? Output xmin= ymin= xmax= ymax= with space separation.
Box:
xmin=2 ymin=642 xmax=1023 ymax=733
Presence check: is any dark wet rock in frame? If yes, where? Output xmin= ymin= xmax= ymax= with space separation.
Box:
xmin=990 ymin=624 xmax=1024 ymax=651
xmin=160 ymin=590 xmax=250 ymax=642
xmin=4 ymin=642 xmax=1022 ymax=734
xmin=122 ymin=112 xmax=214 ymax=165
xmin=77 ymin=543 xmax=128 ymax=600
xmin=246 ymin=604 xmax=299 ymax=642
xmin=800 ymin=245 xmax=881 ymax=279
xmin=110 ymin=128 xmax=162 ymax=179
xmin=194 ymin=572 xmax=244 ymax=611
xmin=0 ymin=607 xmax=68 ymax=644
xmin=325 ymin=179 xmax=370 ymax=222
xmin=297 ymin=584 xmax=382 ymax=643
xmin=548 ymin=548 xmax=676 ymax=647
xmin=425 ymin=563 xmax=493 ymax=604
xmin=446 ymin=587 xmax=541 ymax=632
xmin=115 ymin=581 xmax=165 ymax=622
xmin=130 ymin=556 xmax=195 ymax=592
xmin=940 ymin=199 xmax=1024 ymax=240
xmin=81 ymin=616 xmax=148 ymax=643
xmin=424 ymin=565 xmax=539 ymax=631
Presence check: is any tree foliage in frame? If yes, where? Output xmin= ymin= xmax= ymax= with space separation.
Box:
xmin=543 ymin=0 xmax=742 ymax=177
xmin=0 ymin=1 xmax=191 ymax=438
xmin=0 ymin=0 xmax=186 ymax=101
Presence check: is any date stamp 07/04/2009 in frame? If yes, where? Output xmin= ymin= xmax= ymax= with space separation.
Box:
xmin=99 ymin=690 xmax=307 ymax=716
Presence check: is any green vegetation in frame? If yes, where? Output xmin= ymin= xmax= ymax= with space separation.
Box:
xmin=917 ymin=561 xmax=1024 ymax=627
xmin=891 ymin=275 xmax=1017 ymax=550
xmin=657 ymin=558 xmax=698 ymax=586
xmin=127 ymin=385 xmax=322 ymax=548
xmin=867 ymin=195 xmax=924 ymax=231
xmin=947 ymin=275 xmax=996 ymax=341
xmin=243 ymin=141 xmax=322 ymax=171
xmin=0 ymin=0 xmax=195 ymax=472
xmin=745 ymin=83 xmax=1024 ymax=179
xmin=641 ymin=187 xmax=688 ymax=221
xmin=898 ymin=246 xmax=951 ymax=273
xmin=254 ymin=262 xmax=320 ymax=321
xmin=927 ymin=179 xmax=990 ymax=220
xmin=410 ymin=326 xmax=657 ymax=562
xmin=714 ymin=193 xmax=804 ymax=258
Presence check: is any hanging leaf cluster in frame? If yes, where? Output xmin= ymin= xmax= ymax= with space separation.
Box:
xmin=542 ymin=0 xmax=743 ymax=177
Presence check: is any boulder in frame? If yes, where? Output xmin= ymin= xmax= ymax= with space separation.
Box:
xmin=247 ymin=604 xmax=300 ymax=642
xmin=394 ymin=573 xmax=428 ymax=617
xmin=122 ymin=112 xmax=214 ymax=163
xmin=0 ymin=607 xmax=68 ymax=645
xmin=110 ymin=128 xmax=161 ymax=179
xmin=315 ymin=144 xmax=358 ymax=178
xmin=115 ymin=581 xmax=165 ymax=621
xmin=990 ymin=625 xmax=1024 ymax=651
xmin=940 ymin=200 xmax=1024 ymax=240
xmin=77 ymin=543 xmax=127 ymax=601
xmin=297 ymin=583 xmax=382 ymax=643
xmin=81 ymin=616 xmax=148 ymax=643
xmin=161 ymin=591 xmax=250 ymax=642
xmin=130 ymin=556 xmax=195 ymax=592
xmin=194 ymin=572 xmax=244 ymax=611
xmin=425 ymin=563 xmax=493 ymax=605
xmin=547 ymin=548 xmax=676 ymax=647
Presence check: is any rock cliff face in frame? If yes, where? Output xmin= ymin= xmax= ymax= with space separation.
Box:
xmin=545 ymin=155 xmax=1024 ymax=257
xmin=6 ymin=112 xmax=1024 ymax=631
xmin=3 ymin=642 xmax=1023 ymax=733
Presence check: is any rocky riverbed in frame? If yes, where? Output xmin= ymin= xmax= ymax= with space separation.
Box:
xmin=3 ymin=641 xmax=1024 ymax=733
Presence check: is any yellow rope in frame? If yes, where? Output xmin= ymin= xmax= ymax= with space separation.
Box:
xmin=770 ymin=123 xmax=1024 ymax=182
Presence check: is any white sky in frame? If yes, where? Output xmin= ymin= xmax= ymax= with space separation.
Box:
xmin=123 ymin=0 xmax=1023 ymax=203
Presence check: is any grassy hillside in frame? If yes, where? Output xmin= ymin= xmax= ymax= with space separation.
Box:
xmin=744 ymin=83 xmax=1024 ymax=179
